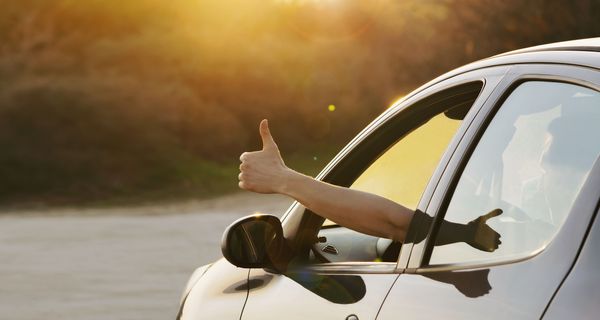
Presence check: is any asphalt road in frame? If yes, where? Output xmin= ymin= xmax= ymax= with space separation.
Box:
xmin=0 ymin=193 xmax=293 ymax=320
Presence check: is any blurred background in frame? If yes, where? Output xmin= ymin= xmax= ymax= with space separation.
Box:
xmin=0 ymin=0 xmax=599 ymax=319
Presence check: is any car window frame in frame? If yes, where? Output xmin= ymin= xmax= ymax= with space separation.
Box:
xmin=408 ymin=63 xmax=600 ymax=273
xmin=278 ymin=66 xmax=511 ymax=273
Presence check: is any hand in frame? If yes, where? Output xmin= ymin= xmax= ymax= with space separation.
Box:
xmin=238 ymin=119 xmax=293 ymax=194
xmin=465 ymin=209 xmax=503 ymax=252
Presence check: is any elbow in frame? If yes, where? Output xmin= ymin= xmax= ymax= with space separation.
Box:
xmin=378 ymin=215 xmax=408 ymax=242
xmin=388 ymin=224 xmax=408 ymax=243
xmin=386 ymin=207 xmax=414 ymax=242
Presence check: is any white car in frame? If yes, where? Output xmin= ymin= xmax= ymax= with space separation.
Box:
xmin=178 ymin=38 xmax=600 ymax=320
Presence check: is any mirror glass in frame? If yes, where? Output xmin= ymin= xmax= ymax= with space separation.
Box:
xmin=228 ymin=219 xmax=279 ymax=265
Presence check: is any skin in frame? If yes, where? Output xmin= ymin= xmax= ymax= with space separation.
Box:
xmin=238 ymin=119 xmax=414 ymax=242
xmin=239 ymin=120 xmax=503 ymax=251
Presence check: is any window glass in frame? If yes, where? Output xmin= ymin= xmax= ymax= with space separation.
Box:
xmin=321 ymin=110 xmax=465 ymax=229
xmin=350 ymin=113 xmax=461 ymax=208
xmin=430 ymin=81 xmax=600 ymax=265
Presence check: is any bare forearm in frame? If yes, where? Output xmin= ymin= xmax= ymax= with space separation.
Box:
xmin=238 ymin=119 xmax=414 ymax=242
xmin=281 ymin=170 xmax=414 ymax=242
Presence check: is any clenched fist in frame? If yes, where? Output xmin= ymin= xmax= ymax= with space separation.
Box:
xmin=238 ymin=119 xmax=295 ymax=194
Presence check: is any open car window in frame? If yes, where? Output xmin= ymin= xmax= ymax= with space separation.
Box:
xmin=312 ymin=81 xmax=484 ymax=264
xmin=350 ymin=112 xmax=462 ymax=208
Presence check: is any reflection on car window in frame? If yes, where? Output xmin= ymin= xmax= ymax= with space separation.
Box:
xmin=430 ymin=81 xmax=600 ymax=265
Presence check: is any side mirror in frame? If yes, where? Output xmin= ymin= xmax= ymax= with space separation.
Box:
xmin=221 ymin=214 xmax=286 ymax=271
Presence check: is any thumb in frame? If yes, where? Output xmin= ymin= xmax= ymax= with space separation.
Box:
xmin=259 ymin=119 xmax=278 ymax=151
xmin=482 ymin=208 xmax=503 ymax=222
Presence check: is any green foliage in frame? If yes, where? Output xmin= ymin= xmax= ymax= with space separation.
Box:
xmin=0 ymin=0 xmax=598 ymax=206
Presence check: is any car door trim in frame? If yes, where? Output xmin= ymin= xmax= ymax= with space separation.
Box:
xmin=294 ymin=262 xmax=399 ymax=274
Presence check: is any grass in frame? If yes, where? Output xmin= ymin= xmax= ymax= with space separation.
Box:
xmin=80 ymin=146 xmax=340 ymax=208
xmin=0 ymin=145 xmax=342 ymax=211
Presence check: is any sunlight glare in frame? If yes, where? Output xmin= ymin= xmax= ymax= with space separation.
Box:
xmin=277 ymin=0 xmax=342 ymax=4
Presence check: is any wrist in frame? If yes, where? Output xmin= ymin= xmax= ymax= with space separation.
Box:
xmin=278 ymin=168 xmax=311 ymax=197
xmin=437 ymin=219 xmax=471 ymax=246
xmin=464 ymin=221 xmax=478 ymax=246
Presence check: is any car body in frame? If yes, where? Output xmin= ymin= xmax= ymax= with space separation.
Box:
xmin=178 ymin=38 xmax=600 ymax=320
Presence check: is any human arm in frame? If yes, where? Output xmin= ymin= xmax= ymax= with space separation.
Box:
xmin=239 ymin=119 xmax=502 ymax=250
xmin=281 ymin=172 xmax=414 ymax=242
xmin=238 ymin=119 xmax=414 ymax=242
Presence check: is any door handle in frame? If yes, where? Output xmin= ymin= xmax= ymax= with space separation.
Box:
xmin=322 ymin=244 xmax=339 ymax=255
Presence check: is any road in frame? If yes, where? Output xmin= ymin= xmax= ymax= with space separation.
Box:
xmin=0 ymin=193 xmax=293 ymax=320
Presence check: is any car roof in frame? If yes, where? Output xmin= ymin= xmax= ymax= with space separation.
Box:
xmin=403 ymin=37 xmax=600 ymax=103
xmin=496 ymin=37 xmax=600 ymax=56
xmin=467 ymin=37 xmax=600 ymax=72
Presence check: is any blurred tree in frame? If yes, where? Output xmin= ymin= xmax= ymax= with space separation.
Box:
xmin=0 ymin=0 xmax=597 ymax=205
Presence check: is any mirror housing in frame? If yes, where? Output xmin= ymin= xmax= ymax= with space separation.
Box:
xmin=221 ymin=214 xmax=287 ymax=271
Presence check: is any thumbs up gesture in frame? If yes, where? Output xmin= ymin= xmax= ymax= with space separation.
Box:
xmin=238 ymin=119 xmax=293 ymax=194
xmin=465 ymin=209 xmax=503 ymax=252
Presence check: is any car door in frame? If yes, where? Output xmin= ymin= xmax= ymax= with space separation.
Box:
xmin=239 ymin=67 xmax=509 ymax=320
xmin=377 ymin=64 xmax=600 ymax=319
xmin=543 ymin=188 xmax=600 ymax=319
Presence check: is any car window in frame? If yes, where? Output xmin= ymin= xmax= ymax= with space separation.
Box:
xmin=349 ymin=112 xmax=461 ymax=208
xmin=313 ymin=82 xmax=484 ymax=263
xmin=429 ymin=81 xmax=600 ymax=266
